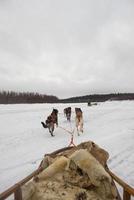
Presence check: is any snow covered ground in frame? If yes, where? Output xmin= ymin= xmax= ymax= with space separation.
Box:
xmin=0 ymin=101 xmax=134 ymax=198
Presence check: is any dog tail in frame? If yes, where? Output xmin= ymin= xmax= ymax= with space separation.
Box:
xmin=41 ymin=122 xmax=48 ymax=128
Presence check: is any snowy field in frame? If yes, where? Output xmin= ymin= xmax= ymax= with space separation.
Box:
xmin=0 ymin=100 xmax=134 ymax=197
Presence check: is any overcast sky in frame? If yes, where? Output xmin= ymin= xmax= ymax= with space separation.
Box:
xmin=0 ymin=0 xmax=134 ymax=98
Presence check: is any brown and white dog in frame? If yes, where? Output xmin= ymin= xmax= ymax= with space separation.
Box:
xmin=41 ymin=109 xmax=58 ymax=137
xmin=64 ymin=107 xmax=71 ymax=121
xmin=75 ymin=108 xmax=83 ymax=135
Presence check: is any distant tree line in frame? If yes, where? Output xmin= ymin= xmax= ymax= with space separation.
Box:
xmin=1 ymin=91 xmax=134 ymax=104
xmin=0 ymin=91 xmax=59 ymax=104
xmin=60 ymin=93 xmax=134 ymax=103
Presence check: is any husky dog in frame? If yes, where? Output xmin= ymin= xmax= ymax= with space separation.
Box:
xmin=75 ymin=108 xmax=83 ymax=136
xmin=64 ymin=107 xmax=71 ymax=121
xmin=41 ymin=109 xmax=58 ymax=137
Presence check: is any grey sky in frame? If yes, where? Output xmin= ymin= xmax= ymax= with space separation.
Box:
xmin=0 ymin=0 xmax=134 ymax=98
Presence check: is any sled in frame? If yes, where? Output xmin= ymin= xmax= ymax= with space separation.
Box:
xmin=0 ymin=144 xmax=134 ymax=200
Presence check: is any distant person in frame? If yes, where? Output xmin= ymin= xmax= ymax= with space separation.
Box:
xmin=75 ymin=108 xmax=83 ymax=136
xmin=87 ymin=101 xmax=91 ymax=106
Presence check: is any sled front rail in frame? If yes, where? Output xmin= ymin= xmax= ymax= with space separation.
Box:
xmin=108 ymin=170 xmax=134 ymax=200
xmin=0 ymin=170 xmax=134 ymax=200
xmin=0 ymin=166 xmax=43 ymax=200
xmin=0 ymin=146 xmax=73 ymax=200
xmin=0 ymin=144 xmax=134 ymax=200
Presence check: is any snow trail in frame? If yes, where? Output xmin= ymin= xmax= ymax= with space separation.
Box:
xmin=0 ymin=101 xmax=134 ymax=197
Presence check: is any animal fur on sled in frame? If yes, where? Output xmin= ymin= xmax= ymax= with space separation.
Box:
xmin=21 ymin=141 xmax=118 ymax=200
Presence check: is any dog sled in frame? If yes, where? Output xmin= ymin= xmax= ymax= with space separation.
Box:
xmin=0 ymin=141 xmax=134 ymax=200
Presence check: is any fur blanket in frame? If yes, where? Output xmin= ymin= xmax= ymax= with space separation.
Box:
xmin=21 ymin=141 xmax=119 ymax=200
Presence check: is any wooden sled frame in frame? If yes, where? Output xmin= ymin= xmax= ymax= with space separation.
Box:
xmin=0 ymin=146 xmax=134 ymax=200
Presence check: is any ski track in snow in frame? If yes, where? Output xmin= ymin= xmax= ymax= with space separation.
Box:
xmin=0 ymin=101 xmax=134 ymax=199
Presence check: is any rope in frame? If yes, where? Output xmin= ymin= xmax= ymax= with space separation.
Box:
xmin=58 ymin=125 xmax=73 ymax=135
xmin=68 ymin=134 xmax=76 ymax=147
xmin=58 ymin=125 xmax=76 ymax=147
xmin=69 ymin=119 xmax=73 ymax=132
